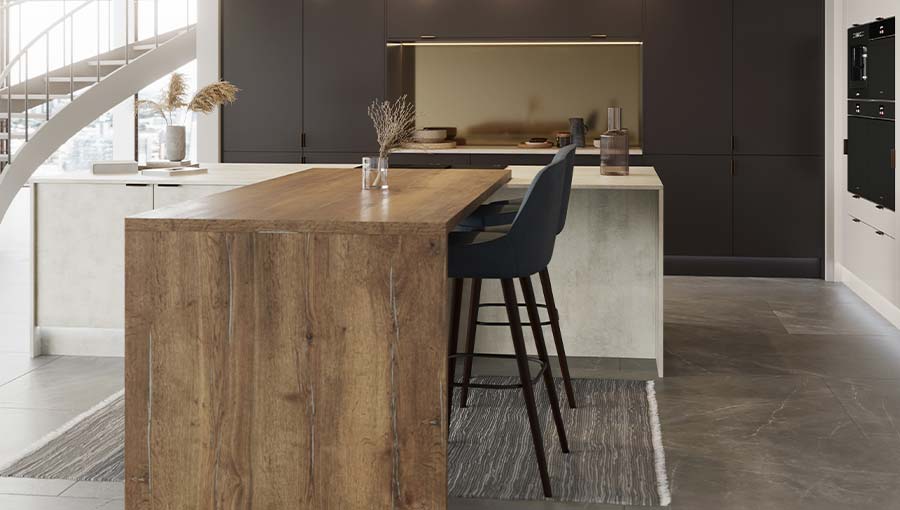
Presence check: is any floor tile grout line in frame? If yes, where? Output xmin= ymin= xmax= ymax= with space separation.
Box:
xmin=54 ymin=479 xmax=78 ymax=497
xmin=0 ymin=356 xmax=64 ymax=390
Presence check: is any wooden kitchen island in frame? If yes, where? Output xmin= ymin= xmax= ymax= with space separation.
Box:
xmin=124 ymin=167 xmax=510 ymax=510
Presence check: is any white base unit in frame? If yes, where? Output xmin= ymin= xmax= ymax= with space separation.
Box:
xmin=33 ymin=181 xmax=238 ymax=356
xmin=843 ymin=213 xmax=898 ymax=305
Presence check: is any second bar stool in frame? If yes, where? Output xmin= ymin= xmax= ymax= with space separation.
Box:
xmin=446 ymin=156 xmax=570 ymax=498
xmin=458 ymin=145 xmax=578 ymax=410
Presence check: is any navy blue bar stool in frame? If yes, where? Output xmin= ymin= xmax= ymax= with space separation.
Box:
xmin=446 ymin=154 xmax=571 ymax=498
xmin=457 ymin=146 xmax=578 ymax=412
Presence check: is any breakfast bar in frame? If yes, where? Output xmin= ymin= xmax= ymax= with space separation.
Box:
xmin=123 ymin=168 xmax=510 ymax=509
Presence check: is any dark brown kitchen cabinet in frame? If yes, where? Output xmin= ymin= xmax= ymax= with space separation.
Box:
xmin=733 ymin=0 xmax=824 ymax=156
xmin=732 ymin=156 xmax=824 ymax=260
xmin=221 ymin=0 xmax=302 ymax=154
xmin=643 ymin=0 xmax=732 ymax=155
xmin=648 ymin=156 xmax=733 ymax=256
xmin=386 ymin=0 xmax=642 ymax=40
xmin=303 ymin=0 xmax=385 ymax=154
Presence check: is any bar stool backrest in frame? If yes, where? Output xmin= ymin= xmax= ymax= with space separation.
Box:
xmin=506 ymin=157 xmax=566 ymax=276
xmin=550 ymin=144 xmax=577 ymax=235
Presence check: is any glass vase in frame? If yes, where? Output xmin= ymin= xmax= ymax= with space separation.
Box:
xmin=376 ymin=156 xmax=389 ymax=190
xmin=362 ymin=157 xmax=378 ymax=189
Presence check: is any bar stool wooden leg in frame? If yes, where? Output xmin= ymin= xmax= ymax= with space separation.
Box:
xmin=447 ymin=277 xmax=464 ymax=429
xmin=501 ymin=278 xmax=553 ymax=498
xmin=539 ymin=268 xmax=577 ymax=408
xmin=459 ymin=278 xmax=482 ymax=408
xmin=520 ymin=276 xmax=569 ymax=453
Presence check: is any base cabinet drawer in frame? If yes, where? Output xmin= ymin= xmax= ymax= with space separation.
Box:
xmin=844 ymin=214 xmax=897 ymax=303
xmin=846 ymin=192 xmax=895 ymax=238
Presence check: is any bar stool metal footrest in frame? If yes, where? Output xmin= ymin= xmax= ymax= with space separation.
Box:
xmin=475 ymin=302 xmax=553 ymax=327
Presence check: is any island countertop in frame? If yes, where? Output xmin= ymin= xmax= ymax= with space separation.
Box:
xmin=126 ymin=167 xmax=512 ymax=234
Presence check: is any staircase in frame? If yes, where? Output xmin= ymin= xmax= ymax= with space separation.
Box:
xmin=0 ymin=0 xmax=197 ymax=220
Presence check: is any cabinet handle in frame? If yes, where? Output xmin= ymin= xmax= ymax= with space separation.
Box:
xmin=876 ymin=205 xmax=885 ymax=210
xmin=852 ymin=194 xmax=861 ymax=199
xmin=852 ymin=218 xmax=862 ymax=223
xmin=158 ymin=184 xmax=181 ymax=188
xmin=419 ymin=35 xmax=436 ymax=39
xmin=590 ymin=34 xmax=608 ymax=39
xmin=876 ymin=231 xmax=886 ymax=236
xmin=125 ymin=183 xmax=148 ymax=187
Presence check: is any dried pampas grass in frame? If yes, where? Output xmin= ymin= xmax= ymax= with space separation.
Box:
xmin=136 ymin=73 xmax=240 ymax=125
xmin=188 ymin=81 xmax=240 ymax=114
xmin=162 ymin=72 xmax=189 ymax=112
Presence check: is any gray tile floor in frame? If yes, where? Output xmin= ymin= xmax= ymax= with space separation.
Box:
xmin=1 ymin=276 xmax=900 ymax=509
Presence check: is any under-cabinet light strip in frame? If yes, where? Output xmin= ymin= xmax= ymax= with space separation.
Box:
xmin=386 ymin=41 xmax=643 ymax=47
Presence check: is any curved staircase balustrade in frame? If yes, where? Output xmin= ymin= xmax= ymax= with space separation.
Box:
xmin=0 ymin=27 xmax=196 ymax=221
xmin=0 ymin=0 xmax=195 ymax=221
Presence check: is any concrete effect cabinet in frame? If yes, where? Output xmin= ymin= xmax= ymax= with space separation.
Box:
xmin=34 ymin=182 xmax=236 ymax=355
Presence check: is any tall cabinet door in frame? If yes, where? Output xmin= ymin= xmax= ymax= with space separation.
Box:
xmin=733 ymin=0 xmax=824 ymax=156
xmin=303 ymin=0 xmax=385 ymax=154
xmin=643 ymin=0 xmax=732 ymax=155
xmin=648 ymin=156 xmax=734 ymax=256
xmin=733 ymin=156 xmax=824 ymax=261
xmin=221 ymin=0 xmax=302 ymax=156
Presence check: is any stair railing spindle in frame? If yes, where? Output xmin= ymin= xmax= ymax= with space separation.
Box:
xmin=23 ymin=53 xmax=26 ymax=142
xmin=154 ymin=0 xmax=158 ymax=48
xmin=96 ymin=1 xmax=101 ymax=83
xmin=44 ymin=32 xmax=49 ymax=120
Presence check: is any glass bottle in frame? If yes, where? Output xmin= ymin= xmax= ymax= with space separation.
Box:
xmin=600 ymin=107 xmax=629 ymax=176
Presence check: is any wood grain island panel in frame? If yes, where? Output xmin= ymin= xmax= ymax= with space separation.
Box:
xmin=125 ymin=168 xmax=510 ymax=510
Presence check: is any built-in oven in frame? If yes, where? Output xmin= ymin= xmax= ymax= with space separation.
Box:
xmin=848 ymin=101 xmax=895 ymax=210
xmin=849 ymin=17 xmax=894 ymax=100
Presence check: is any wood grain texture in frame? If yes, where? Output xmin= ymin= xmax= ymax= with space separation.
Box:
xmin=127 ymin=168 xmax=510 ymax=235
xmin=126 ymin=229 xmax=449 ymax=510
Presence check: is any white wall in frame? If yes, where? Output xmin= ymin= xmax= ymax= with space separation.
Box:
xmin=196 ymin=0 xmax=220 ymax=162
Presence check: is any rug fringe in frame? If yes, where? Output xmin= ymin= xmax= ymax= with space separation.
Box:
xmin=0 ymin=389 xmax=125 ymax=473
xmin=646 ymin=380 xmax=672 ymax=506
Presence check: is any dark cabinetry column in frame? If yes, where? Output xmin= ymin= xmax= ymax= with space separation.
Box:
xmin=221 ymin=0 xmax=302 ymax=157
xmin=643 ymin=0 xmax=732 ymax=155
xmin=303 ymin=0 xmax=385 ymax=154
xmin=733 ymin=0 xmax=825 ymax=156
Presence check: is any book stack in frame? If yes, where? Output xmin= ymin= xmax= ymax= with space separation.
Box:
xmin=139 ymin=161 xmax=208 ymax=177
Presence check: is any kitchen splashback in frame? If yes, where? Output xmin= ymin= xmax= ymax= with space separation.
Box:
xmin=390 ymin=44 xmax=642 ymax=146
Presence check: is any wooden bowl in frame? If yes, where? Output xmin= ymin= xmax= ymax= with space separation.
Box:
xmin=413 ymin=129 xmax=447 ymax=143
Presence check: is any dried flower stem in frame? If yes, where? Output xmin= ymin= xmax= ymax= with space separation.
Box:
xmin=368 ymin=95 xmax=416 ymax=159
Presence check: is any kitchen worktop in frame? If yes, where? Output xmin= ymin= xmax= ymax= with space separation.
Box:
xmin=31 ymin=163 xmax=661 ymax=190
xmin=394 ymin=144 xmax=644 ymax=156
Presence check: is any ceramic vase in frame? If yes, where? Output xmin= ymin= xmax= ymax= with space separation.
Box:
xmin=165 ymin=125 xmax=186 ymax=162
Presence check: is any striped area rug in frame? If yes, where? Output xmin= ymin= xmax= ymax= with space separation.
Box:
xmin=0 ymin=378 xmax=670 ymax=506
